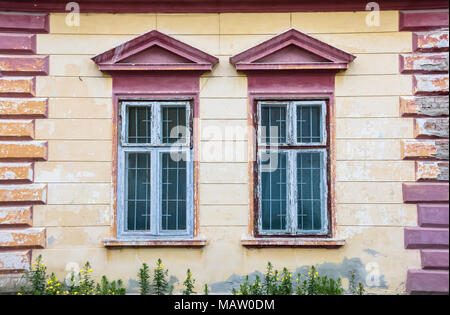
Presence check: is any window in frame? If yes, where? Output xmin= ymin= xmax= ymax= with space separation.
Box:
xmin=257 ymin=101 xmax=328 ymax=236
xmin=118 ymin=101 xmax=193 ymax=238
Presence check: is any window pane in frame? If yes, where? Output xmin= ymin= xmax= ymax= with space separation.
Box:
xmin=261 ymin=105 xmax=287 ymax=144
xmin=127 ymin=106 xmax=151 ymax=144
xmin=297 ymin=105 xmax=322 ymax=143
xmin=162 ymin=106 xmax=187 ymax=144
xmin=297 ymin=152 xmax=323 ymax=231
xmin=161 ymin=152 xmax=187 ymax=231
xmin=261 ymin=152 xmax=287 ymax=231
xmin=126 ymin=152 xmax=151 ymax=231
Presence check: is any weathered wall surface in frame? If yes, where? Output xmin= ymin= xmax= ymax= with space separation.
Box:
xmin=0 ymin=12 xmax=49 ymax=292
xmin=398 ymin=13 xmax=449 ymax=294
xmin=2 ymin=10 xmax=442 ymax=294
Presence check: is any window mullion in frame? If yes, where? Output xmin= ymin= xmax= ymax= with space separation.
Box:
xmin=287 ymin=150 xmax=297 ymax=234
xmin=152 ymin=102 xmax=161 ymax=145
xmin=150 ymin=149 xmax=159 ymax=235
xmin=185 ymin=102 xmax=192 ymax=147
xmin=289 ymin=102 xmax=296 ymax=146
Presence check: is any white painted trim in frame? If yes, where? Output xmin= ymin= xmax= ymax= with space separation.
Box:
xmin=117 ymin=100 xmax=194 ymax=240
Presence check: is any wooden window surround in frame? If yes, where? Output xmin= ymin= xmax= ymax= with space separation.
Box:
xmin=257 ymin=100 xmax=329 ymax=236
xmin=92 ymin=30 xmax=218 ymax=248
xmin=230 ymin=29 xmax=356 ymax=248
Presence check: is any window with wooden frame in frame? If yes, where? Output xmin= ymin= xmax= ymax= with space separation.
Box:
xmin=117 ymin=100 xmax=194 ymax=239
xmin=257 ymin=100 xmax=328 ymax=236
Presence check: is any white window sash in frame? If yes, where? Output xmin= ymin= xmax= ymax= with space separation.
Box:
xmin=117 ymin=101 xmax=194 ymax=239
xmin=256 ymin=100 xmax=329 ymax=236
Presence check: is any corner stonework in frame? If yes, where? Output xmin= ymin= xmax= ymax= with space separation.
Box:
xmin=0 ymin=12 xmax=49 ymax=293
xmin=399 ymin=10 xmax=449 ymax=295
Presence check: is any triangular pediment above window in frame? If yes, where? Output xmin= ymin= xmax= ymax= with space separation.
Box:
xmin=92 ymin=30 xmax=218 ymax=72
xmin=230 ymin=29 xmax=356 ymax=71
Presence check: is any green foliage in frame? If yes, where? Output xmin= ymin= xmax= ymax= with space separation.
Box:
xmin=18 ymin=257 xmax=365 ymax=296
xmin=296 ymin=266 xmax=344 ymax=295
xmin=231 ymin=263 xmax=360 ymax=296
xmin=44 ymin=273 xmax=64 ymax=295
xmin=138 ymin=263 xmax=151 ymax=295
xmin=232 ymin=275 xmax=251 ymax=295
xmin=349 ymin=271 xmax=365 ymax=295
xmin=234 ymin=264 xmax=293 ymax=296
xmin=18 ymin=256 xmax=126 ymax=295
xmin=152 ymin=258 xmax=169 ymax=295
xmin=249 ymin=275 xmax=263 ymax=295
xmin=96 ymin=275 xmax=126 ymax=295
xmin=279 ymin=268 xmax=293 ymax=295
xmin=183 ymin=269 xmax=196 ymax=295
xmin=77 ymin=262 xmax=96 ymax=295
xmin=19 ymin=255 xmax=47 ymax=295
xmin=263 ymin=262 xmax=280 ymax=295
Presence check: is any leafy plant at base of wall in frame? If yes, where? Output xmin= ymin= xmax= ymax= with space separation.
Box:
xmin=152 ymin=258 xmax=169 ymax=295
xmin=232 ymin=275 xmax=251 ymax=295
xmin=263 ymin=262 xmax=280 ymax=295
xmin=250 ymin=275 xmax=264 ymax=295
xmin=233 ymin=266 xmax=291 ymax=296
xmin=18 ymin=256 xmax=126 ymax=295
xmin=138 ymin=263 xmax=151 ymax=295
xmin=203 ymin=284 xmax=210 ymax=295
xmin=19 ymin=255 xmax=47 ymax=295
xmin=183 ymin=269 xmax=196 ymax=295
xmin=349 ymin=271 xmax=365 ymax=296
xmin=296 ymin=266 xmax=344 ymax=295
xmin=76 ymin=262 xmax=96 ymax=295
xmin=96 ymin=276 xmax=126 ymax=295
xmin=44 ymin=273 xmax=65 ymax=295
xmin=279 ymin=268 xmax=293 ymax=295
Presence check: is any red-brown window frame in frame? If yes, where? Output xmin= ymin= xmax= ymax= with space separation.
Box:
xmin=251 ymin=96 xmax=333 ymax=238
xmin=247 ymin=92 xmax=337 ymax=240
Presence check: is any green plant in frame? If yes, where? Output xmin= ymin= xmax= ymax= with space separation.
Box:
xmin=18 ymin=256 xmax=127 ymax=295
xmin=295 ymin=274 xmax=306 ymax=295
xmin=349 ymin=271 xmax=365 ymax=295
xmin=138 ymin=263 xmax=151 ymax=295
xmin=279 ymin=268 xmax=293 ymax=295
xmin=232 ymin=275 xmax=251 ymax=295
xmin=263 ymin=262 xmax=282 ymax=295
xmin=203 ymin=284 xmax=210 ymax=295
xmin=96 ymin=275 xmax=126 ymax=295
xmin=250 ymin=275 xmax=263 ymax=295
xmin=44 ymin=273 xmax=65 ymax=295
xmin=152 ymin=259 xmax=169 ymax=295
xmin=19 ymin=255 xmax=47 ymax=295
xmin=296 ymin=266 xmax=344 ymax=295
xmin=183 ymin=269 xmax=196 ymax=295
xmin=77 ymin=262 xmax=96 ymax=295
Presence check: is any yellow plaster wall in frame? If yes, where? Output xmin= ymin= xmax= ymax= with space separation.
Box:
xmin=32 ymin=11 xmax=420 ymax=294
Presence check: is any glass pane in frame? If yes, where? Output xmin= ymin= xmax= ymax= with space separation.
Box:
xmin=260 ymin=105 xmax=287 ymax=144
xmin=127 ymin=106 xmax=151 ymax=144
xmin=162 ymin=106 xmax=187 ymax=144
xmin=297 ymin=105 xmax=322 ymax=143
xmin=126 ymin=152 xmax=151 ymax=231
xmin=261 ymin=151 xmax=287 ymax=231
xmin=297 ymin=152 xmax=323 ymax=232
xmin=161 ymin=152 xmax=187 ymax=231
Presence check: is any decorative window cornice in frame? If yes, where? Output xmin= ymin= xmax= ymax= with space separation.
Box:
xmin=230 ymin=29 xmax=356 ymax=71
xmin=92 ymin=30 xmax=218 ymax=72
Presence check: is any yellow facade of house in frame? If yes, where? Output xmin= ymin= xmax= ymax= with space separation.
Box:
xmin=26 ymin=11 xmax=419 ymax=294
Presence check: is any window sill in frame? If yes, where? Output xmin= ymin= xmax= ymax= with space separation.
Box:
xmin=241 ymin=237 xmax=345 ymax=248
xmin=104 ymin=238 xmax=207 ymax=248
